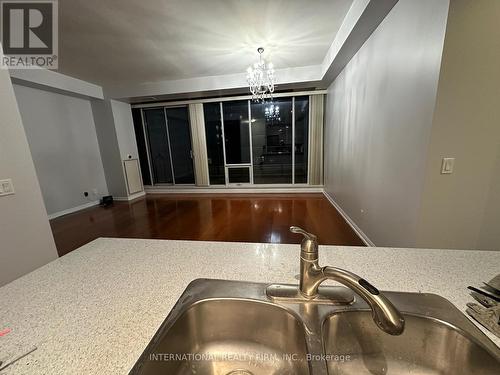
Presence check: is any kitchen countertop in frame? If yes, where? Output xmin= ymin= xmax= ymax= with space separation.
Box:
xmin=0 ymin=238 xmax=499 ymax=374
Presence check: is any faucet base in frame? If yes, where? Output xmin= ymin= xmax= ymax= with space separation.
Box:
xmin=266 ymin=284 xmax=355 ymax=304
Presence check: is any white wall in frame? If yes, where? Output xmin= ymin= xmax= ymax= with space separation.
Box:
xmin=110 ymin=100 xmax=140 ymax=161
xmin=324 ymin=0 xmax=449 ymax=246
xmin=13 ymin=84 xmax=109 ymax=216
xmin=0 ymin=47 xmax=58 ymax=286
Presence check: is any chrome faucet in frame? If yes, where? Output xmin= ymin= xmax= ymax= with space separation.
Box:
xmin=289 ymin=226 xmax=405 ymax=335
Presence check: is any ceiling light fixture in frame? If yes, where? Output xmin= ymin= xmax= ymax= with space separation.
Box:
xmin=246 ymin=47 xmax=275 ymax=102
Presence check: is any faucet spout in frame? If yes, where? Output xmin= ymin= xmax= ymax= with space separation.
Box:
xmin=320 ymin=267 xmax=405 ymax=335
xmin=290 ymin=225 xmax=405 ymax=336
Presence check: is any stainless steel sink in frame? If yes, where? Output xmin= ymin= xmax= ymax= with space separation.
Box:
xmin=136 ymin=298 xmax=310 ymax=374
xmin=130 ymin=279 xmax=500 ymax=375
xmin=324 ymin=311 xmax=499 ymax=375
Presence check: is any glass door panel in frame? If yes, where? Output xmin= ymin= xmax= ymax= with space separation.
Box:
xmin=227 ymin=167 xmax=251 ymax=184
xmin=223 ymin=100 xmax=251 ymax=164
xmin=165 ymin=107 xmax=195 ymax=184
xmin=251 ymin=98 xmax=293 ymax=184
xmin=143 ymin=108 xmax=173 ymax=184
xmin=294 ymin=96 xmax=309 ymax=183
xmin=131 ymin=108 xmax=152 ymax=186
xmin=203 ymin=103 xmax=225 ymax=184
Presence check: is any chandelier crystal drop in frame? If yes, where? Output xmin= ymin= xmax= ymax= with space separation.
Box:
xmin=246 ymin=47 xmax=275 ymax=102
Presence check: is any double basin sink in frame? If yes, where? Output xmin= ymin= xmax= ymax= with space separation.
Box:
xmin=130 ymin=279 xmax=500 ymax=375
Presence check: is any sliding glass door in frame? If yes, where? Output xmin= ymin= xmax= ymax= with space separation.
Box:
xmin=165 ymin=107 xmax=195 ymax=184
xmin=202 ymin=96 xmax=310 ymax=186
xmin=142 ymin=107 xmax=194 ymax=185
xmin=143 ymin=108 xmax=173 ymax=184
xmin=132 ymin=94 xmax=318 ymax=188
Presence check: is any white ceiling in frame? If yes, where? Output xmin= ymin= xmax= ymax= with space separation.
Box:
xmin=58 ymin=0 xmax=353 ymax=87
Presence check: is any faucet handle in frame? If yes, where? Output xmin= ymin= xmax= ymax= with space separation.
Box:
xmin=290 ymin=226 xmax=318 ymax=256
xmin=290 ymin=226 xmax=317 ymax=241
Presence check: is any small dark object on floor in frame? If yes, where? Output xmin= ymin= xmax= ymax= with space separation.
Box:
xmin=100 ymin=195 xmax=114 ymax=207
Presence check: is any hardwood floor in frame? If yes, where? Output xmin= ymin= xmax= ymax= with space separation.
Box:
xmin=50 ymin=193 xmax=364 ymax=257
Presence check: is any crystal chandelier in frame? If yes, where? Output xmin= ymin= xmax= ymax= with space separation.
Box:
xmin=246 ymin=47 xmax=275 ymax=102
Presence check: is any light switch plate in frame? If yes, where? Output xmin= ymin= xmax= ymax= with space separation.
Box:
xmin=441 ymin=158 xmax=455 ymax=174
xmin=0 ymin=179 xmax=15 ymax=196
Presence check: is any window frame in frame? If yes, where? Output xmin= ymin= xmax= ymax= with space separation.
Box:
xmin=132 ymin=90 xmax=324 ymax=187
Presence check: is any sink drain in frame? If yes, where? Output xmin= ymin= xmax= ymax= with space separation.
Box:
xmin=226 ymin=370 xmax=254 ymax=375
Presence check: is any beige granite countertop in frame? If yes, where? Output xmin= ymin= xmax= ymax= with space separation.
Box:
xmin=0 ymin=238 xmax=499 ymax=374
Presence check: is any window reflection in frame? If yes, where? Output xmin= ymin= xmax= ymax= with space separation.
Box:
xmin=252 ymin=98 xmax=293 ymax=184
xmin=204 ymin=103 xmax=225 ymax=184
xmin=223 ymin=100 xmax=251 ymax=164
xmin=294 ymin=96 xmax=309 ymax=183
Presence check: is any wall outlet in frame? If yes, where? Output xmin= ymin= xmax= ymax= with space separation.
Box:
xmin=0 ymin=179 xmax=15 ymax=197
xmin=441 ymin=158 xmax=455 ymax=174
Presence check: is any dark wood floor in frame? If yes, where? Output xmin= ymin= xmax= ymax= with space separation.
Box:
xmin=50 ymin=193 xmax=364 ymax=257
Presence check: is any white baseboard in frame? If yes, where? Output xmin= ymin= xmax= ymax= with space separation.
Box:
xmin=145 ymin=186 xmax=324 ymax=194
xmin=114 ymin=191 xmax=146 ymax=201
xmin=322 ymin=190 xmax=375 ymax=247
xmin=48 ymin=200 xmax=100 ymax=220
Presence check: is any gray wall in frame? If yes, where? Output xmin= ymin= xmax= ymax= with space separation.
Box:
xmin=0 ymin=48 xmax=58 ymax=286
xmin=324 ymin=0 xmax=449 ymax=246
xmin=91 ymin=99 xmax=128 ymax=197
xmin=92 ymin=99 xmax=141 ymax=198
xmin=13 ymin=84 xmax=109 ymax=216
xmin=478 ymin=147 xmax=500 ymax=250
xmin=416 ymin=0 xmax=500 ymax=250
